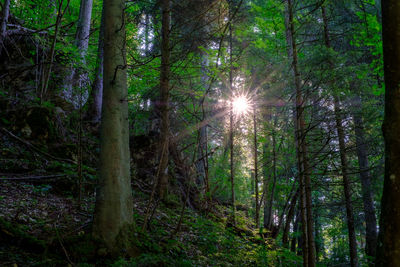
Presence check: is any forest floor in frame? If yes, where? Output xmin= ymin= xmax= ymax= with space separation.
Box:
xmin=0 ymin=176 xmax=299 ymax=266
xmin=0 ymin=113 xmax=300 ymax=266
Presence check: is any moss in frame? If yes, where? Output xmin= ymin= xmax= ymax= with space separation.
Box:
xmin=163 ymin=193 xmax=181 ymax=208
xmin=64 ymin=234 xmax=97 ymax=262
xmin=89 ymin=223 xmax=142 ymax=261
xmin=114 ymin=224 xmax=141 ymax=258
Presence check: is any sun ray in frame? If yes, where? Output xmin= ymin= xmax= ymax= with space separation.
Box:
xmin=232 ymin=95 xmax=250 ymax=115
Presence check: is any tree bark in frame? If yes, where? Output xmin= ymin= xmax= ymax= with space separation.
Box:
xmin=283 ymin=187 xmax=299 ymax=247
xmin=253 ymin=106 xmax=260 ymax=228
xmin=229 ymin=100 xmax=236 ymax=225
xmin=92 ymin=0 xmax=133 ymax=249
xmin=229 ymin=4 xmax=236 ymax=226
xmin=62 ymin=0 xmax=93 ymax=106
xmin=196 ymin=51 xmax=209 ymax=194
xmin=40 ymin=0 xmax=69 ymax=100
xmin=376 ymin=1 xmax=400 ymax=265
xmin=266 ymin=114 xmax=277 ymax=230
xmin=156 ymin=0 xmax=170 ymax=199
xmin=263 ymin=142 xmax=270 ymax=229
xmin=196 ymin=121 xmax=206 ymax=187
xmin=352 ymin=95 xmax=377 ymax=261
xmin=334 ymin=101 xmax=358 ymax=267
xmin=0 ymin=0 xmax=10 ymax=56
xmin=314 ymin=194 xmax=325 ymax=262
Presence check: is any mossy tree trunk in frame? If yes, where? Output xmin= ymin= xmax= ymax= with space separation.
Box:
xmin=92 ymin=0 xmax=133 ymax=250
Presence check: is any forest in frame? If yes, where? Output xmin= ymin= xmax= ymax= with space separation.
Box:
xmin=0 ymin=0 xmax=400 ymax=266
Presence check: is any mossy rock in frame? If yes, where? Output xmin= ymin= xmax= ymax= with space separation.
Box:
xmin=26 ymin=106 xmax=56 ymax=141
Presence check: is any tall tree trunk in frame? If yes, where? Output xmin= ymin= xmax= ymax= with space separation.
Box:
xmin=314 ymin=194 xmax=325 ymax=262
xmin=286 ymin=0 xmax=316 ymax=265
xmin=253 ymin=106 xmax=260 ymax=228
xmin=229 ymin=100 xmax=236 ymax=225
xmin=334 ymin=99 xmax=358 ymax=267
xmin=0 ymin=0 xmax=10 ymax=56
xmin=196 ymin=51 xmax=209 ymax=194
xmin=156 ymin=0 xmax=170 ymax=199
xmin=196 ymin=122 xmax=206 ymax=187
xmin=92 ymin=0 xmax=133 ymax=249
xmin=86 ymin=7 xmax=104 ymax=123
xmin=263 ymin=142 xmax=270 ymax=229
xmin=62 ymin=0 xmax=93 ymax=106
xmin=352 ymin=95 xmax=377 ymax=261
xmin=229 ymin=4 xmax=236 ymax=226
xmin=321 ymin=7 xmax=358 ymax=266
xmin=277 ymin=182 xmax=297 ymax=234
xmin=376 ymin=1 xmax=400 ymax=265
xmin=149 ymin=12 xmax=161 ymax=133
xmin=266 ymin=114 xmax=277 ymax=230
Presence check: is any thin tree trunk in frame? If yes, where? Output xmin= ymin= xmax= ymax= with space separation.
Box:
xmin=196 ymin=122 xmax=206 ymax=187
xmin=352 ymin=95 xmax=377 ymax=261
xmin=86 ymin=6 xmax=104 ymax=123
xmin=376 ymin=1 xmax=400 ymax=265
xmin=229 ymin=4 xmax=236 ymax=226
xmin=302 ymin=137 xmax=315 ymax=267
xmin=296 ymin=212 xmax=304 ymax=257
xmin=92 ymin=0 xmax=133 ymax=249
xmin=253 ymin=106 xmax=260 ymax=228
xmin=333 ymin=97 xmax=358 ymax=267
xmin=286 ymin=0 xmax=316 ymax=265
xmin=0 ymin=0 xmax=10 ymax=56
xmin=263 ymin=142 xmax=270 ymax=229
xmin=156 ymin=0 xmax=170 ymax=199
xmin=283 ymin=187 xmax=299 ymax=247
xmin=298 ymin=168 xmax=309 ymax=266
xmin=266 ymin=113 xmax=277 ymax=230
xmin=251 ymin=171 xmax=255 ymax=198
xmin=196 ymin=52 xmax=209 ymax=193
xmin=40 ymin=0 xmax=69 ymax=100
xmin=229 ymin=101 xmax=236 ymax=225
xmin=321 ymin=7 xmax=358 ymax=266
xmin=314 ymin=195 xmax=324 ymax=262
xmin=202 ymin=105 xmax=210 ymax=201
xmin=277 ymin=182 xmax=297 ymax=233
